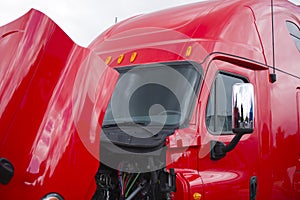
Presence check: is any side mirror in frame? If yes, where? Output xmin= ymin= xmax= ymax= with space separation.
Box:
xmin=232 ymin=83 xmax=254 ymax=134
xmin=211 ymin=83 xmax=255 ymax=160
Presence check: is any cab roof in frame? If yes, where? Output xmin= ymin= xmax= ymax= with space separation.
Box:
xmin=89 ymin=0 xmax=300 ymax=67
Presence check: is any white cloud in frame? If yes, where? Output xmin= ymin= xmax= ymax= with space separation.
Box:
xmin=4 ymin=0 xmax=298 ymax=47
xmin=289 ymin=0 xmax=300 ymax=5
xmin=0 ymin=0 xmax=201 ymax=46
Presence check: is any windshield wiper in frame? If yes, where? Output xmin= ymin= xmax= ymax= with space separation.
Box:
xmin=102 ymin=121 xmax=148 ymax=128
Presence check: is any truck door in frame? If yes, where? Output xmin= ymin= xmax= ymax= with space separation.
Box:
xmin=198 ymin=59 xmax=259 ymax=200
xmin=295 ymin=90 xmax=300 ymax=197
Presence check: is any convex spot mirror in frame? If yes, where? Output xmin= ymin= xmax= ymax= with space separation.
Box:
xmin=232 ymin=83 xmax=254 ymax=134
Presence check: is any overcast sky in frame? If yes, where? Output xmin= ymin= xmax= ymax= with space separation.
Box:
xmin=1 ymin=0 xmax=300 ymax=47
xmin=0 ymin=0 xmax=205 ymax=47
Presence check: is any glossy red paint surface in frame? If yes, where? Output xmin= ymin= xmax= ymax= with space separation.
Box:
xmin=0 ymin=9 xmax=118 ymax=199
xmin=2 ymin=0 xmax=300 ymax=199
xmin=90 ymin=0 xmax=300 ymax=199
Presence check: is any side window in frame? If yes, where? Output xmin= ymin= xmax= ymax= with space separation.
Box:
xmin=286 ymin=21 xmax=300 ymax=52
xmin=206 ymin=72 xmax=247 ymax=134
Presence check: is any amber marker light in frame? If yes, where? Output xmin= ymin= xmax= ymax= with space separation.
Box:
xmin=193 ymin=192 xmax=202 ymax=200
xmin=105 ymin=56 xmax=112 ymax=65
xmin=117 ymin=54 xmax=124 ymax=64
xmin=186 ymin=46 xmax=192 ymax=57
xmin=130 ymin=52 xmax=138 ymax=63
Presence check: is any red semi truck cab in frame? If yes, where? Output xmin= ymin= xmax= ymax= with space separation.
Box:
xmin=1 ymin=0 xmax=300 ymax=199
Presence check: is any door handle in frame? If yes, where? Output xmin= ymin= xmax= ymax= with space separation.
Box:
xmin=250 ymin=176 xmax=257 ymax=200
xmin=0 ymin=157 xmax=14 ymax=185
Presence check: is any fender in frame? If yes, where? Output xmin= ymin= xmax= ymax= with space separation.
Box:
xmin=173 ymin=169 xmax=204 ymax=200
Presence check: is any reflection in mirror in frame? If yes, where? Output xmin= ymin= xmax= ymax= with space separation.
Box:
xmin=232 ymin=83 xmax=254 ymax=134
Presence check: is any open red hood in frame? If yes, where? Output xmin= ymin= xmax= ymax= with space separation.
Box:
xmin=0 ymin=9 xmax=118 ymax=199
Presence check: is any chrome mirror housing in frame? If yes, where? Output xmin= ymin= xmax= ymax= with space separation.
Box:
xmin=211 ymin=83 xmax=255 ymax=160
xmin=232 ymin=83 xmax=254 ymax=134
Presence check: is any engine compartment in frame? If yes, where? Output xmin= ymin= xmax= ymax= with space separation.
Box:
xmin=92 ymin=162 xmax=176 ymax=200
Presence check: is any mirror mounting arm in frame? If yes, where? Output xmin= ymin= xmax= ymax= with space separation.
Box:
xmin=210 ymin=132 xmax=245 ymax=161
xmin=224 ymin=132 xmax=244 ymax=153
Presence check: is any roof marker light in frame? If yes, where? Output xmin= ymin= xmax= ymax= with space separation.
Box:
xmin=186 ymin=46 xmax=192 ymax=57
xmin=105 ymin=56 xmax=112 ymax=65
xmin=117 ymin=54 xmax=124 ymax=64
xmin=130 ymin=52 xmax=137 ymax=63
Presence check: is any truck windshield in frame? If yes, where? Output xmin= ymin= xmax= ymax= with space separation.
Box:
xmin=102 ymin=61 xmax=202 ymax=128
